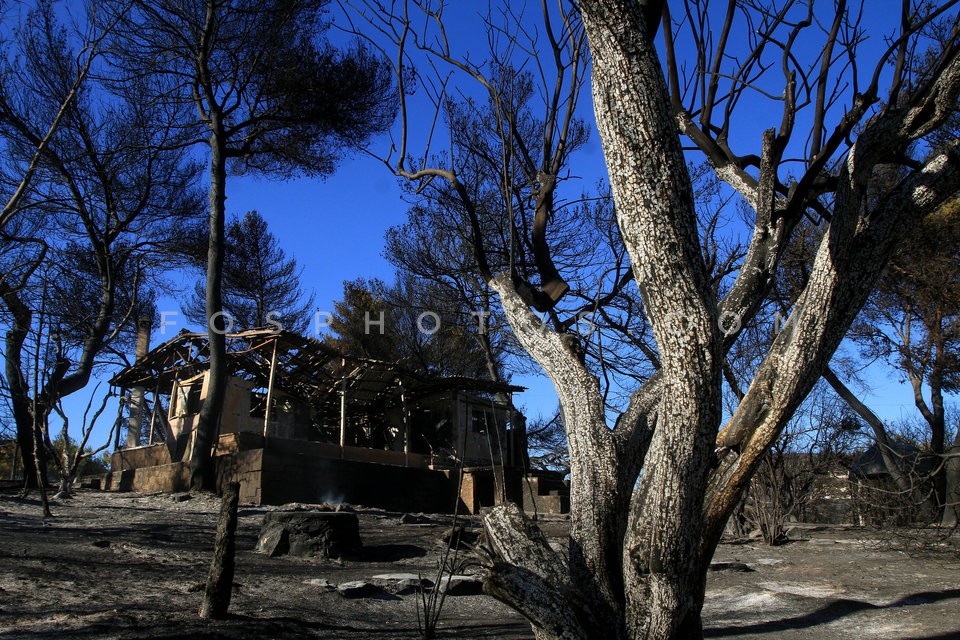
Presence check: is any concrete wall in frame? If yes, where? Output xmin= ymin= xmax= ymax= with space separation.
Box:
xmin=520 ymin=472 xmax=570 ymax=515
xmin=216 ymin=449 xmax=265 ymax=504
xmin=111 ymin=443 xmax=171 ymax=471
xmin=258 ymin=450 xmax=452 ymax=512
xmin=265 ymin=438 xmax=432 ymax=469
xmin=99 ymin=462 xmax=190 ymax=494
xmin=454 ymin=395 xmax=511 ymax=466
xmin=102 ymin=434 xmax=502 ymax=514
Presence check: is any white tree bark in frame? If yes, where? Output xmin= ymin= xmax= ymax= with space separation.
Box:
xmin=477 ymin=5 xmax=960 ymax=640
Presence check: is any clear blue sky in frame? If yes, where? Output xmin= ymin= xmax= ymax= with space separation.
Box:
xmin=57 ymin=0 xmax=951 ymax=450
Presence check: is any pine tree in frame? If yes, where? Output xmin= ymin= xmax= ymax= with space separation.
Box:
xmin=183 ymin=211 xmax=314 ymax=333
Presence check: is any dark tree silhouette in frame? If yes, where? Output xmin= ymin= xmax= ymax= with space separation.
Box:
xmin=326 ymin=276 xmax=492 ymax=378
xmin=182 ymin=211 xmax=315 ymax=333
xmin=0 ymin=1 xmax=202 ymax=497
xmin=102 ymin=0 xmax=396 ymax=489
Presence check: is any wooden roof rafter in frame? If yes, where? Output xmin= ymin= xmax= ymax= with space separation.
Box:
xmin=109 ymin=327 xmax=523 ymax=412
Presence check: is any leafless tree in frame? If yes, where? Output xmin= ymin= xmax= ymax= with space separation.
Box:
xmin=742 ymin=389 xmax=863 ymax=544
xmin=48 ymin=385 xmax=121 ymax=497
xmin=846 ymin=199 xmax=959 ymax=520
xmin=0 ymin=0 xmax=118 ymax=231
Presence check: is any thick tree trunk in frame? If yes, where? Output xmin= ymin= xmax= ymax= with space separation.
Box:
xmin=475 ymin=5 xmax=960 ymax=640
xmin=486 ymin=277 xmax=631 ymax=638
xmin=55 ymin=473 xmax=75 ymax=499
xmin=190 ymin=128 xmax=228 ymax=492
xmin=31 ymin=414 xmax=51 ymax=517
xmin=3 ymin=286 xmax=40 ymax=489
xmin=925 ymin=382 xmax=947 ymax=517
xmin=578 ymin=3 xmax=722 ymax=638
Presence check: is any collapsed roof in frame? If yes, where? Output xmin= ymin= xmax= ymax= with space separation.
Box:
xmin=109 ymin=327 xmax=522 ymax=414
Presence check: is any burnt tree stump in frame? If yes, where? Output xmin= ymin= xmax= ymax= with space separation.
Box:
xmin=200 ymin=482 xmax=240 ymax=619
xmin=256 ymin=511 xmax=362 ymax=559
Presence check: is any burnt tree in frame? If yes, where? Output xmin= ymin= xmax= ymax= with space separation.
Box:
xmin=352 ymin=0 xmax=960 ymax=637
xmin=103 ymin=0 xmax=395 ymax=490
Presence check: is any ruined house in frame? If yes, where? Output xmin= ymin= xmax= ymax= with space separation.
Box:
xmin=103 ymin=327 xmax=567 ymax=514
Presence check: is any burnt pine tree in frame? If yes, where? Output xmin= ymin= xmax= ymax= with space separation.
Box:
xmin=353 ymin=0 xmax=960 ymax=637
xmin=182 ymin=211 xmax=316 ymax=333
xmin=0 ymin=1 xmax=201 ymax=495
xmin=326 ymin=275 xmax=496 ymax=378
xmin=0 ymin=0 xmax=106 ymax=490
xmin=843 ymin=200 xmax=960 ymax=521
xmin=103 ymin=0 xmax=395 ymax=490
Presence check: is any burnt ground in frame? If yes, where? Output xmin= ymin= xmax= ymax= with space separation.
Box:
xmin=1 ymin=489 xmax=959 ymax=639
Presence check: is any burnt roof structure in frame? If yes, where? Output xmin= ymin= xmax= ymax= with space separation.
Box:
xmin=109 ymin=327 xmax=522 ymax=414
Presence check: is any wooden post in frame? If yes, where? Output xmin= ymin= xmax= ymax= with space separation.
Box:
xmin=199 ymin=481 xmax=240 ymax=619
xmin=147 ymin=383 xmax=160 ymax=445
xmin=263 ymin=337 xmax=279 ymax=440
xmin=339 ymin=358 xmax=347 ymax=454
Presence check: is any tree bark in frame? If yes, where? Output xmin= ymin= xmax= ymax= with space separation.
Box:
xmin=578 ymin=3 xmax=722 ymax=637
xmin=703 ymin=137 xmax=960 ymax=575
xmin=199 ymin=481 xmax=240 ymax=619
xmin=489 ymin=275 xmax=629 ymax=637
xmin=2 ymin=282 xmax=41 ymax=490
xmin=402 ymin=4 xmax=960 ymax=640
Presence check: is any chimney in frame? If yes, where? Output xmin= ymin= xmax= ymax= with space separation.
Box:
xmin=126 ymin=315 xmax=153 ymax=448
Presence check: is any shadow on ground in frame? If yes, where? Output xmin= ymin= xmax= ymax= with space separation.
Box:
xmin=705 ymin=588 xmax=960 ymax=637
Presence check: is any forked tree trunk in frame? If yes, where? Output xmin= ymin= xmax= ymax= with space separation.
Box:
xmin=477 ymin=3 xmax=960 ymax=639
xmin=3 ymin=288 xmax=40 ymax=490
xmin=580 ymin=3 xmax=721 ymax=636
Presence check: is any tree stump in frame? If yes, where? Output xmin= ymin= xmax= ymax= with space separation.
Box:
xmin=200 ymin=482 xmax=240 ymax=619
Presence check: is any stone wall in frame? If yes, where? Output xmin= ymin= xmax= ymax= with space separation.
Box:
xmin=520 ymin=471 xmax=570 ymax=515
xmin=264 ymin=438 xmax=431 ymax=469
xmin=99 ymin=462 xmax=190 ymax=494
xmin=216 ymin=449 xmax=264 ymax=504
xmin=111 ymin=443 xmax=171 ymax=471
xmin=101 ymin=436 xmax=516 ymax=513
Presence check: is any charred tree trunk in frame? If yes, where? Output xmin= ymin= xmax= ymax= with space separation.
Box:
xmin=31 ymin=412 xmax=51 ymax=517
xmin=2 ymin=281 xmax=40 ymax=490
xmin=199 ymin=481 xmax=240 ymax=619
xmin=190 ymin=123 xmax=228 ymax=492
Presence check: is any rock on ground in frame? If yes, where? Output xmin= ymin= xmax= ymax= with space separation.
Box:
xmin=256 ymin=511 xmax=362 ymax=559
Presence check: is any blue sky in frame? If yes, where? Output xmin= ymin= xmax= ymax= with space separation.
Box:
xmin=51 ymin=0 xmax=952 ymax=449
